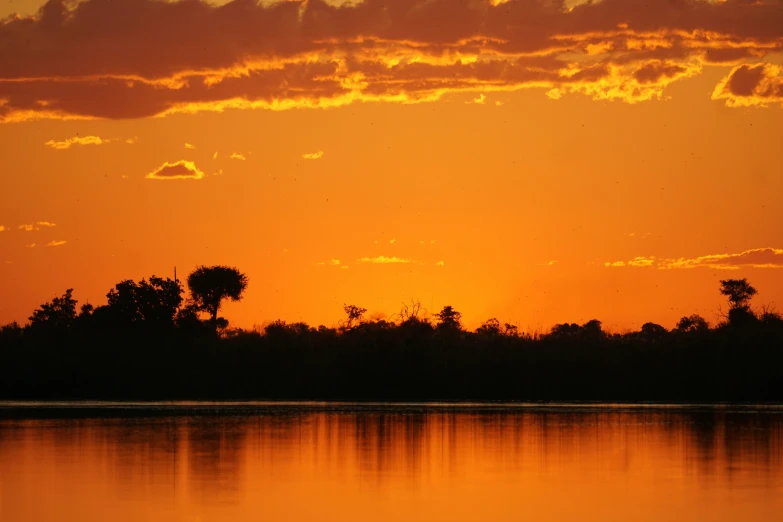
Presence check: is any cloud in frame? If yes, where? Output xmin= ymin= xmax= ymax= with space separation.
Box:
xmin=628 ymin=256 xmax=656 ymax=267
xmin=605 ymin=248 xmax=783 ymax=270
xmin=146 ymin=160 xmax=205 ymax=180
xmin=357 ymin=256 xmax=413 ymax=264
xmin=436 ymin=260 xmax=445 ymax=267
xmin=2 ymin=0 xmax=783 ymax=122
xmin=25 ymin=243 xmax=35 ymax=248
xmin=712 ymin=63 xmax=783 ymax=107
xmin=302 ymin=151 xmax=324 ymax=160
xmin=45 ymin=135 xmax=106 ymax=149
xmin=44 ymin=135 xmax=137 ymax=149
xmin=541 ymin=260 xmax=559 ymax=266
xmin=0 ymin=225 xmax=5 ymax=232
xmin=213 ymin=151 xmax=218 ymax=160
xmin=18 ymin=221 xmax=57 ymax=232
xmin=390 ymin=238 xmax=396 ymax=244
xmin=185 ymin=143 xmax=196 ymax=149
xmin=468 ymin=94 xmax=487 ymax=104
xmin=46 ymin=240 xmax=67 ymax=247
xmin=316 ymin=258 xmax=342 ymax=266
xmin=229 ymin=153 xmax=246 ymax=160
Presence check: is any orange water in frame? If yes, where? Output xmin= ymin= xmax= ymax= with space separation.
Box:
xmin=1 ymin=406 xmax=782 ymax=522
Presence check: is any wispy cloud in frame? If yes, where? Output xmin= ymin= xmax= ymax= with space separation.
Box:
xmin=229 ymin=153 xmax=246 ymax=161
xmin=302 ymin=151 xmax=324 ymax=160
xmin=389 ymin=238 xmax=396 ymax=244
xmin=357 ymin=256 xmax=413 ymax=264
xmin=436 ymin=260 xmax=445 ymax=267
xmin=185 ymin=143 xmax=196 ymax=149
xmin=213 ymin=151 xmax=218 ymax=160
xmin=605 ymin=248 xmax=783 ymax=270
xmin=46 ymin=240 xmax=67 ymax=247
xmin=146 ymin=160 xmax=205 ymax=180
xmin=44 ymin=136 xmax=137 ymax=149
xmin=0 ymin=225 xmax=5 ymax=232
xmin=45 ymin=135 xmax=106 ymax=150
xmin=25 ymin=243 xmax=35 ymax=248
xmin=18 ymin=221 xmax=56 ymax=232
xmin=541 ymin=260 xmax=559 ymax=266
xmin=467 ymin=94 xmax=487 ymax=104
xmin=316 ymin=258 xmax=342 ymax=266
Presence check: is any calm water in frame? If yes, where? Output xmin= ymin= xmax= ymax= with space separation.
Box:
xmin=1 ymin=403 xmax=782 ymax=522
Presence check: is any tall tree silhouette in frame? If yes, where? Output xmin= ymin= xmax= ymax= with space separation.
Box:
xmin=187 ymin=266 xmax=248 ymax=327
xmin=720 ymin=278 xmax=757 ymax=310
xmin=720 ymin=278 xmax=758 ymax=326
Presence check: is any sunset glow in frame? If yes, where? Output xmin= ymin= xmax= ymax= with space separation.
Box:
xmin=1 ymin=0 xmax=782 ymax=331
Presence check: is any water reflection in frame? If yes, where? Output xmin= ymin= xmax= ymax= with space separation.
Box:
xmin=0 ymin=408 xmax=781 ymax=522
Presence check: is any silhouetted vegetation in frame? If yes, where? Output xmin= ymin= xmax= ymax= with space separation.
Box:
xmin=1 ymin=273 xmax=782 ymax=402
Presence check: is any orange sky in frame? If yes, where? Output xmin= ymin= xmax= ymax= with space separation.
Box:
xmin=0 ymin=0 xmax=782 ymax=331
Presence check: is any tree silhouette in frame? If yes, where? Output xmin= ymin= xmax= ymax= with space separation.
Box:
xmin=640 ymin=322 xmax=667 ymax=340
xmin=675 ymin=314 xmax=709 ymax=333
xmin=105 ymin=277 xmax=182 ymax=325
xmin=342 ymin=304 xmax=367 ymax=329
xmin=581 ymin=319 xmax=604 ymax=340
xmin=435 ymin=306 xmax=462 ymax=330
xmin=720 ymin=279 xmax=758 ymax=326
xmin=187 ymin=266 xmax=248 ymax=326
xmin=476 ymin=318 xmax=501 ymax=335
xmin=29 ymin=289 xmax=78 ymax=332
xmin=720 ymin=278 xmax=757 ymax=310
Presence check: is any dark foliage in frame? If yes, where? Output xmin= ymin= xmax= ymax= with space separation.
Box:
xmin=2 ymin=275 xmax=783 ymax=402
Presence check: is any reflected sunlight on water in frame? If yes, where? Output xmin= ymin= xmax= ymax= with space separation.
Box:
xmin=0 ymin=406 xmax=781 ymax=522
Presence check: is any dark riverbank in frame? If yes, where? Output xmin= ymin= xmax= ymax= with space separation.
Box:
xmin=2 ymin=319 xmax=782 ymax=403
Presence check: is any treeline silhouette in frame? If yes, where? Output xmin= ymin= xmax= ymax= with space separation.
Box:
xmin=1 ymin=267 xmax=782 ymax=402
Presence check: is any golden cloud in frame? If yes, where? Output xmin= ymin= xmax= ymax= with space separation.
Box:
xmin=1 ymin=0 xmax=782 ymax=122
xmin=357 ymin=256 xmax=413 ymax=264
xmin=229 ymin=153 xmax=246 ymax=160
xmin=185 ymin=143 xmax=196 ymax=149
xmin=316 ymin=258 xmax=342 ymax=266
xmin=46 ymin=240 xmax=67 ymax=247
xmin=145 ymin=160 xmax=205 ymax=180
xmin=712 ymin=63 xmax=783 ymax=107
xmin=605 ymin=248 xmax=783 ymax=270
xmin=0 ymin=225 xmax=5 ymax=232
xmin=302 ymin=151 xmax=324 ymax=160
xmin=45 ymin=135 xmax=106 ymax=149
xmin=18 ymin=221 xmax=57 ymax=232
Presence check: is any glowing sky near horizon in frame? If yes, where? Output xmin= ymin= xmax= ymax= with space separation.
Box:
xmin=1 ymin=0 xmax=782 ymax=331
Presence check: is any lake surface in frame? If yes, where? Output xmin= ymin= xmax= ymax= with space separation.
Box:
xmin=1 ymin=403 xmax=782 ymax=522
